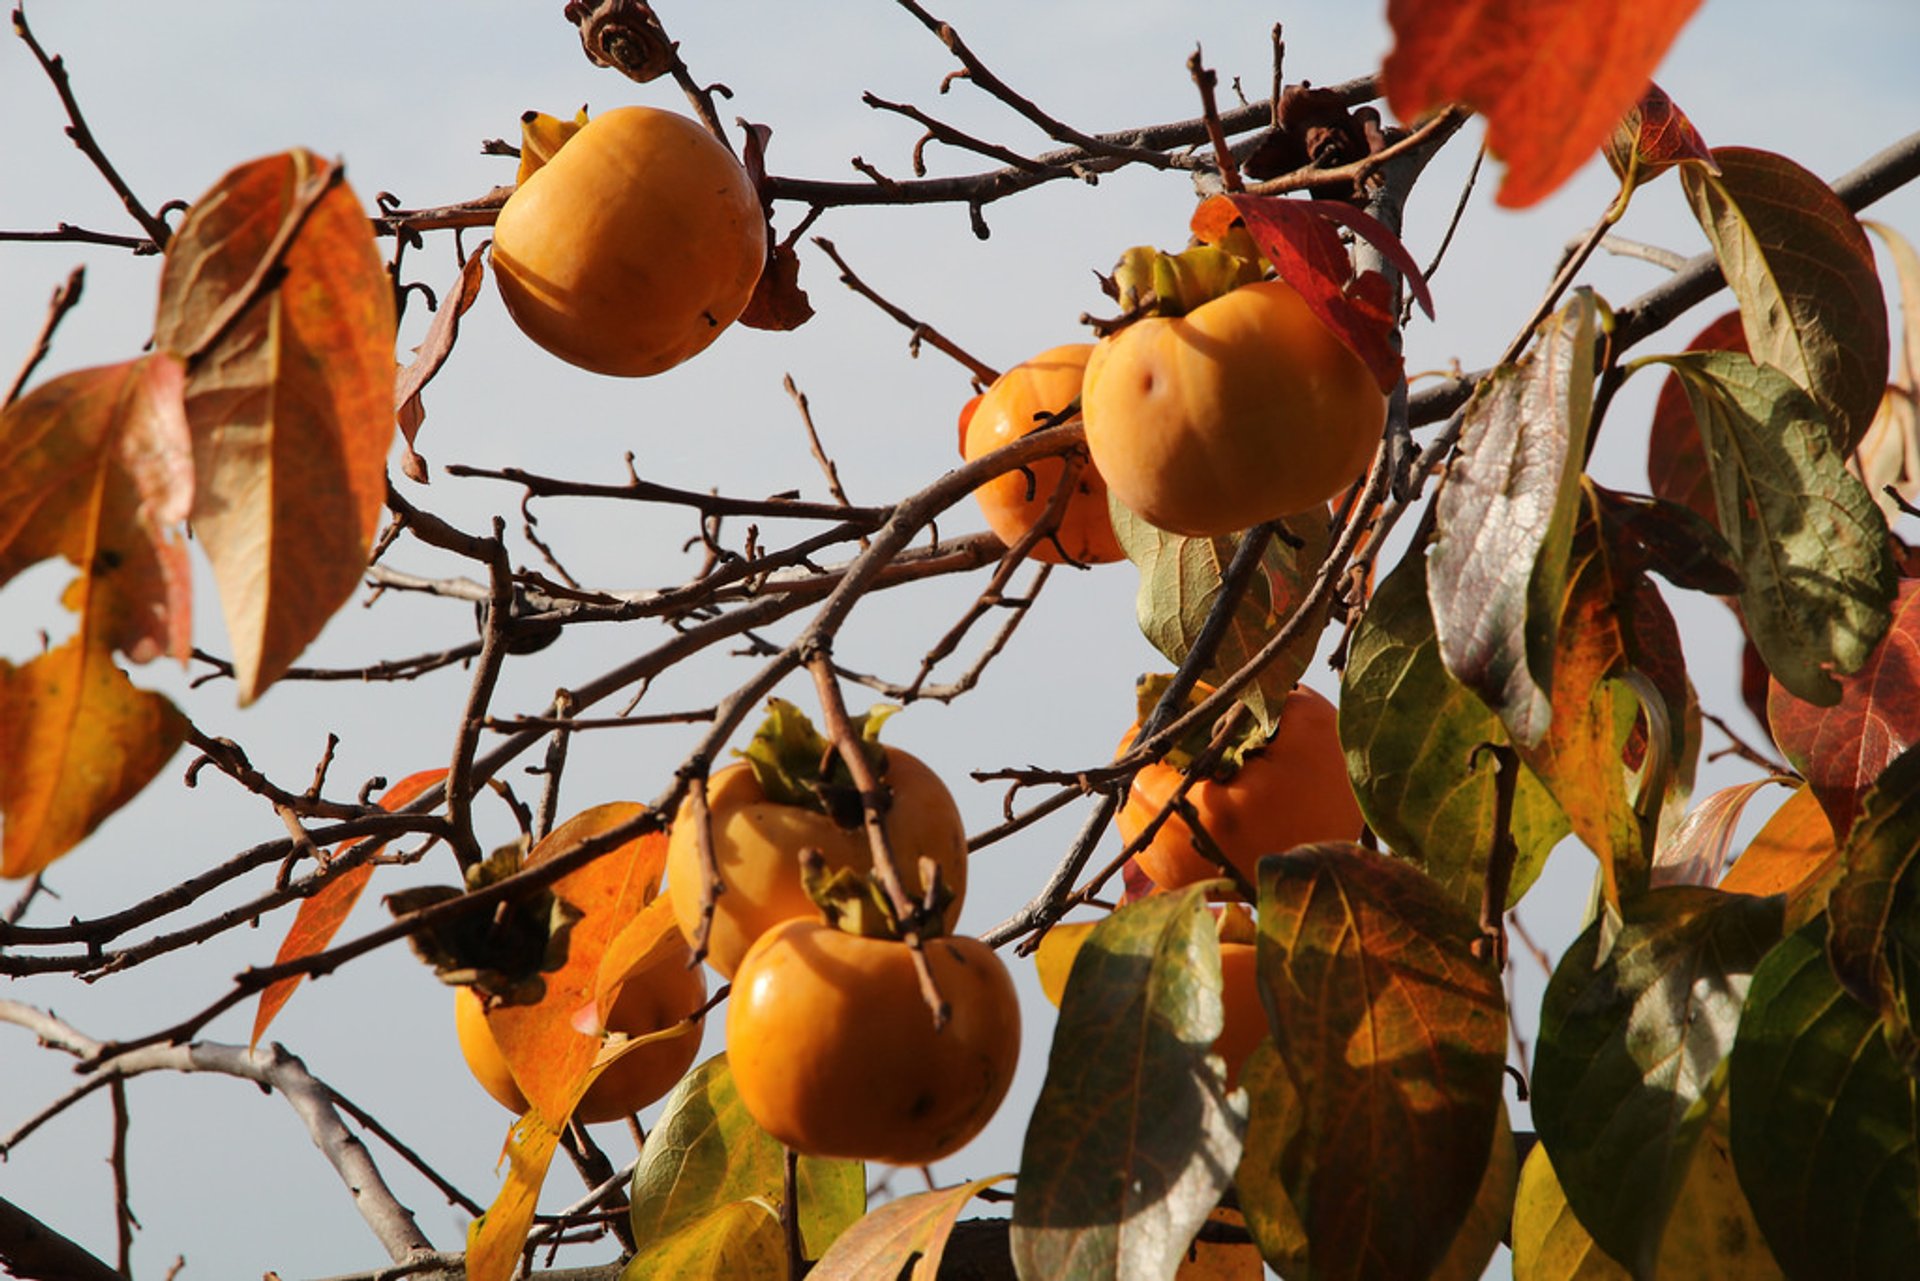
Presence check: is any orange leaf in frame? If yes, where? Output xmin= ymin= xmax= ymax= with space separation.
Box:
xmin=1719 ymin=784 xmax=1839 ymax=923
xmin=0 ymin=355 xmax=193 ymax=664
xmin=809 ymin=1175 xmax=1010 ymax=1281
xmin=250 ymin=768 xmax=449 ymax=1047
xmin=1383 ymin=0 xmax=1704 ymax=208
xmin=0 ymin=632 xmax=187 ymax=878
xmin=583 ymin=890 xmax=683 ymax=1034
xmin=153 ymin=149 xmax=397 ymax=704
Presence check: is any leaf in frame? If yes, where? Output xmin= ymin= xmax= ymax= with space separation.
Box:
xmin=1649 ymin=350 xmax=1895 ymax=706
xmin=1242 ymin=843 xmax=1507 ymax=1281
xmin=628 ymin=1052 xmax=864 ymax=1260
xmin=152 ymin=149 xmax=397 ymax=704
xmin=0 ymin=354 xmax=193 ymax=664
xmin=1593 ymin=485 xmax=1742 ymax=597
xmin=1718 ymin=784 xmax=1839 ymax=926
xmin=1653 ymin=777 xmax=1785 ymax=890
xmin=0 ymin=633 xmax=188 ymax=878
xmin=1531 ymin=886 xmax=1784 ymax=1274
xmin=1340 ymin=549 xmax=1568 ymax=909
xmin=1728 ymin=919 xmax=1920 ymax=1281
xmin=1682 ymin=147 xmax=1889 ymax=452
xmin=587 ymin=892 xmax=686 ymax=1033
xmin=394 ymin=250 xmax=487 ymax=482
xmin=1383 ymin=0 xmax=1704 ymax=207
xmin=1192 ymin=193 xmax=1410 ymax=393
xmin=736 ymin=123 xmax=812 ymax=333
xmin=1512 ymin=1143 xmax=1631 ymax=1281
xmin=1431 ymin=292 xmax=1597 ymax=747
xmin=1603 ymin=82 xmax=1717 ymax=204
xmin=1011 ymin=887 xmax=1247 ymax=1281
xmin=619 ymin=1197 xmax=787 ymax=1281
xmin=1651 ymin=1090 xmax=1786 ymax=1280
xmin=808 ymin=1175 xmax=1008 ymax=1281
xmin=465 ymin=807 xmax=667 ymax=1281
xmin=1646 ymin=311 xmax=1747 ymax=531
xmin=1826 ymin=742 xmax=1920 ymax=1062
xmin=1848 ymin=222 xmax=1920 ymax=522
xmin=1110 ymin=503 xmax=1330 ymax=732
xmin=1032 ymin=919 xmax=1098 ymax=1008
xmin=1429 ymin=1106 xmax=1520 ymax=1281
xmin=1766 ymin=578 xmax=1920 ymax=841
xmin=250 ymin=767 xmax=448 ymax=1047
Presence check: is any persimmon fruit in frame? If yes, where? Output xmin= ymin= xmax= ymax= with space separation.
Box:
xmin=1082 ymin=278 xmax=1385 ymax=536
xmin=490 ymin=106 xmax=766 ymax=377
xmin=726 ymin=918 xmax=1021 ymax=1165
xmin=1118 ymin=684 xmax=1362 ymax=893
xmin=454 ymin=937 xmax=707 ymax=1124
xmin=960 ymin=344 xmax=1124 ymax=564
xmin=665 ymin=745 xmax=969 ymax=978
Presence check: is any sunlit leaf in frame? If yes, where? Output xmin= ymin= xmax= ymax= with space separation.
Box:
xmin=0 ymin=354 xmax=193 ymax=664
xmin=1512 ymin=1144 xmax=1631 ymax=1281
xmin=808 ymin=1175 xmax=1008 ymax=1281
xmin=1604 ymin=82 xmax=1717 ymax=205
xmin=1766 ymin=578 xmax=1920 ymax=840
xmin=1110 ymin=503 xmax=1330 ymax=732
xmin=1384 ymin=0 xmax=1704 ymax=207
xmin=0 ymin=632 xmax=188 ymax=878
xmin=629 ymin=1053 xmax=864 ymax=1260
xmin=1243 ymin=843 xmax=1506 ymax=1281
xmin=1432 ymin=293 xmax=1597 ymax=747
xmin=1826 ymin=742 xmax=1920 ymax=1063
xmin=1649 ymin=350 xmax=1895 ymax=706
xmin=1646 ymin=311 xmax=1747 ymax=531
xmin=1532 ymin=886 xmax=1783 ymax=1274
xmin=1340 ymin=550 xmax=1567 ymax=908
xmin=1682 ymin=147 xmax=1889 ymax=452
xmin=1032 ymin=919 xmax=1098 ymax=1008
xmin=1729 ymin=919 xmax=1920 ymax=1280
xmin=152 ymin=148 xmax=397 ymax=704
xmin=588 ymin=892 xmax=686 ymax=1032
xmin=619 ymin=1196 xmax=786 ymax=1281
xmin=1653 ymin=777 xmax=1784 ymax=889
xmin=466 ymin=1108 xmax=566 ymax=1281
xmin=251 ymin=767 xmax=448 ymax=1046
xmin=1012 ymin=887 xmax=1247 ymax=1281
xmin=394 ymin=250 xmax=486 ymax=482
xmin=1719 ymin=784 xmax=1840 ymax=927
xmin=1652 ymin=1091 xmax=1786 ymax=1280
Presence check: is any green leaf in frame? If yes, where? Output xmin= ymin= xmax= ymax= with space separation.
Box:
xmin=1111 ymin=502 xmax=1330 ymax=732
xmin=1340 ymin=550 xmax=1567 ymax=909
xmin=1827 ymin=742 xmax=1920 ymax=1065
xmin=1532 ymin=886 xmax=1783 ymax=1275
xmin=1011 ymin=886 xmax=1247 ymax=1280
xmin=1243 ymin=843 xmax=1507 ymax=1281
xmin=1430 ymin=292 xmax=1597 ymax=747
xmin=1729 ymin=919 xmax=1920 ymax=1281
xmin=809 ymin=1175 xmax=1008 ymax=1281
xmin=1648 ymin=350 xmax=1894 ymax=706
xmin=1681 ymin=147 xmax=1889 ymax=453
xmin=619 ymin=1197 xmax=786 ymax=1280
xmin=629 ymin=1053 xmax=864 ymax=1260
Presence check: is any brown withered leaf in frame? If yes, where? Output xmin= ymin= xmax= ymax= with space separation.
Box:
xmin=0 ymin=630 xmax=188 ymax=879
xmin=1384 ymin=0 xmax=1704 ymax=207
xmin=0 ymin=355 xmax=194 ymax=665
xmin=395 ymin=251 xmax=488 ymax=481
xmin=153 ymin=149 xmax=397 ymax=705
xmin=735 ymin=121 xmax=812 ymax=332
xmin=1683 ymin=147 xmax=1889 ymax=453
xmin=1767 ymin=577 xmax=1920 ymax=842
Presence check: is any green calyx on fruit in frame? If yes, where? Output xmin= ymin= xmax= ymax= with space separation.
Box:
xmin=1098 ymin=240 xmax=1265 ymax=331
xmin=739 ymin=697 xmax=896 ymax=824
xmin=1132 ymin=673 xmax=1270 ymax=780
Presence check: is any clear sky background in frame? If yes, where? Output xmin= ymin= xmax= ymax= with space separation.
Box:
xmin=4 ymin=2 xmax=1919 ymax=1278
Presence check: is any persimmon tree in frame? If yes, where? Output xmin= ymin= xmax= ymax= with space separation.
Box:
xmin=4 ymin=2 xmax=1920 ymax=1280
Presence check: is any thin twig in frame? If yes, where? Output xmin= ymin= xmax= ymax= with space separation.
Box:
xmin=1188 ymin=46 xmax=1242 ymax=193
xmin=4 ymin=265 xmax=84 ymax=407
xmin=109 ymin=1079 xmax=135 ymax=1275
xmin=811 ymin=237 xmax=1000 ymax=384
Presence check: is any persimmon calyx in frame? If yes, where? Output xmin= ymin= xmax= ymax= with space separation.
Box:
xmin=513 ymin=106 xmax=590 ymax=186
xmin=799 ymin=850 xmax=955 ymax=941
xmin=738 ymin=696 xmax=896 ymax=823
xmin=389 ymin=843 xmax=583 ymax=1005
xmin=1133 ymin=673 xmax=1270 ymax=778
xmin=1096 ymin=240 xmax=1264 ymax=331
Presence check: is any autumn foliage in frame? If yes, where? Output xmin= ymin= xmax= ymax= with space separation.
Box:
xmin=7 ymin=2 xmax=1920 ymax=1280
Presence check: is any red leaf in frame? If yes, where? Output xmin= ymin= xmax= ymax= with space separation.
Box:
xmin=1604 ymin=82 xmax=1717 ymax=194
xmin=1767 ymin=578 xmax=1920 ymax=841
xmin=250 ymin=768 xmax=449 ymax=1047
xmin=1196 ymin=194 xmax=1407 ymax=393
xmin=1646 ymin=311 xmax=1746 ymax=530
xmin=1384 ymin=0 xmax=1704 ymax=208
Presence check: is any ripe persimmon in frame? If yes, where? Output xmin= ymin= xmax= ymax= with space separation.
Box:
xmin=454 ymin=936 xmax=706 ymax=1124
xmin=1117 ymin=684 xmax=1362 ymax=893
xmin=490 ymin=106 xmax=765 ymax=377
xmin=960 ymin=344 xmax=1124 ymax=564
xmin=726 ymin=918 xmax=1020 ymax=1165
xmin=1082 ymin=279 xmax=1385 ymax=536
xmin=665 ymin=701 xmax=968 ymax=978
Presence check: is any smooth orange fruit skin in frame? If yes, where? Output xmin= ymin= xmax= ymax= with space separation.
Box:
xmin=961 ymin=344 xmax=1124 ymax=565
xmin=727 ymin=919 xmax=1021 ymax=1165
xmin=454 ymin=944 xmax=707 ymax=1124
xmin=1082 ymin=279 xmax=1386 ymax=537
xmin=665 ymin=748 xmax=969 ymax=978
xmin=491 ymin=106 xmax=766 ymax=377
xmin=1117 ymin=685 xmax=1363 ymax=893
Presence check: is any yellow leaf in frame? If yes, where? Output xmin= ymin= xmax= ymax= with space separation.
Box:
xmin=619 ymin=1197 xmax=787 ymax=1280
xmin=1512 ymin=1143 xmax=1630 ymax=1281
